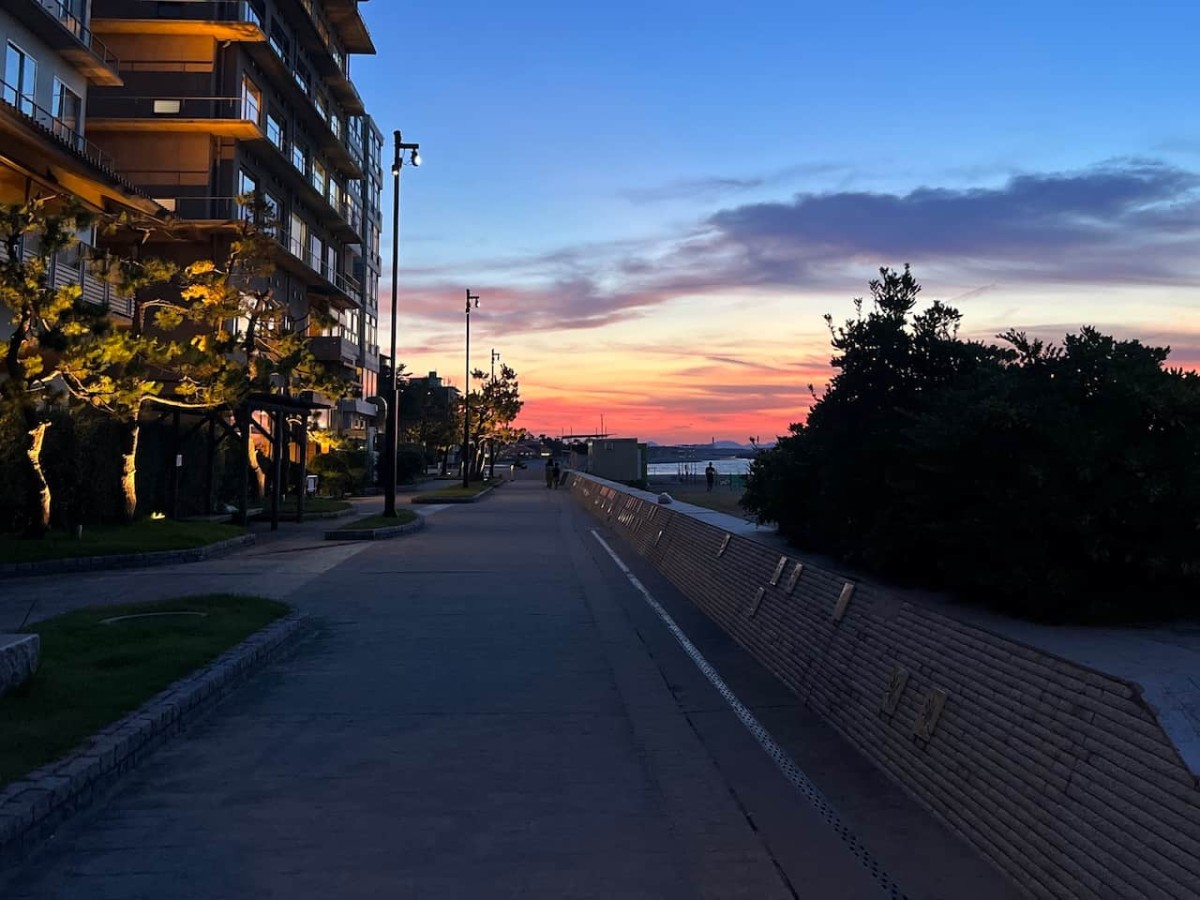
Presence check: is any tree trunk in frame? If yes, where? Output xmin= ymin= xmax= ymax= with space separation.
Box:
xmin=24 ymin=417 xmax=52 ymax=536
xmin=120 ymin=421 xmax=140 ymax=523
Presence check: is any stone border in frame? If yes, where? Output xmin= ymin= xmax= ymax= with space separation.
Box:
xmin=324 ymin=516 xmax=425 ymax=541
xmin=410 ymin=484 xmax=497 ymax=505
xmin=0 ymin=610 xmax=307 ymax=869
xmin=0 ymin=534 xmax=255 ymax=581
xmin=250 ymin=506 xmax=354 ymax=522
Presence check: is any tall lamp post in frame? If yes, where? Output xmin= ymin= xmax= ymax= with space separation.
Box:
xmin=384 ymin=129 xmax=420 ymax=517
xmin=463 ymin=289 xmax=479 ymax=488
xmin=489 ymin=349 xmax=500 ymax=481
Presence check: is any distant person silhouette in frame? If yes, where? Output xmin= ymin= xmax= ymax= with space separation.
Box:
xmin=705 ymin=463 xmax=716 ymax=492
xmin=545 ymin=459 xmax=555 ymax=489
xmin=552 ymin=460 xmax=562 ymax=489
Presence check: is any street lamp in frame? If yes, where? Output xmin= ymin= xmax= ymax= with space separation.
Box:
xmin=383 ymin=129 xmax=420 ymax=517
xmin=463 ymin=289 xmax=479 ymax=488
xmin=488 ymin=349 xmax=500 ymax=480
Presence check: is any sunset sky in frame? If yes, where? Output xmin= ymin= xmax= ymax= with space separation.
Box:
xmin=353 ymin=1 xmax=1200 ymax=445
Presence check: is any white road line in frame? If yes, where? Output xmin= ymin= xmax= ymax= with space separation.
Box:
xmin=591 ymin=529 xmax=907 ymax=900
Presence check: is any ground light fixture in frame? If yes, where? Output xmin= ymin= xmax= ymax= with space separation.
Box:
xmin=384 ymin=129 xmax=421 ymax=517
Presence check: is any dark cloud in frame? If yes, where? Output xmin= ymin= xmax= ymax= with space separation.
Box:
xmin=707 ymin=160 xmax=1200 ymax=284
xmin=619 ymin=163 xmax=850 ymax=205
xmin=391 ymin=159 xmax=1200 ymax=336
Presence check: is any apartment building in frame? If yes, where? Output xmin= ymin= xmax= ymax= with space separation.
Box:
xmin=84 ymin=0 xmax=384 ymax=433
xmin=0 ymin=0 xmax=161 ymax=311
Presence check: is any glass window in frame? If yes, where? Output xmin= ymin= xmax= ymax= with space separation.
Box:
xmin=241 ymin=76 xmax=262 ymax=124
xmin=51 ymin=78 xmax=82 ymax=141
xmin=291 ymin=142 xmax=306 ymax=174
xmin=312 ymin=160 xmax=327 ymax=198
xmin=266 ymin=113 xmax=284 ymax=150
xmin=289 ymin=212 xmax=305 ymax=258
xmin=4 ymin=42 xmax=38 ymax=116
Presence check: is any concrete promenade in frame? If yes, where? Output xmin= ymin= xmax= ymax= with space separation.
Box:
xmin=0 ymin=478 xmax=1018 ymax=899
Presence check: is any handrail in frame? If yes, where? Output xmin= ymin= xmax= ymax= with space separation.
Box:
xmin=0 ymin=76 xmax=117 ymax=172
xmin=32 ymin=0 xmax=121 ymax=72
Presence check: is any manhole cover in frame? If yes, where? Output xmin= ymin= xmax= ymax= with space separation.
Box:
xmin=99 ymin=611 xmax=210 ymax=625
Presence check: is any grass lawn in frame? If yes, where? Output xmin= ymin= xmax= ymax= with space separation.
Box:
xmin=0 ymin=520 xmax=246 ymax=565
xmin=0 ymin=594 xmax=288 ymax=787
xmin=411 ymin=482 xmax=492 ymax=502
xmin=341 ymin=511 xmax=418 ymax=530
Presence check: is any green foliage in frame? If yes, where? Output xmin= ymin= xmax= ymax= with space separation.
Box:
xmin=310 ymin=449 xmax=367 ymax=497
xmin=396 ymin=445 xmax=426 ymax=484
xmin=743 ymin=267 xmax=1200 ymax=623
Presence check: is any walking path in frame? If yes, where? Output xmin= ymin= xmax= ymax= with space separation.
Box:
xmin=0 ymin=479 xmax=1018 ymax=899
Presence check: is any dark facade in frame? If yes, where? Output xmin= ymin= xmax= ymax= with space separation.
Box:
xmin=85 ymin=0 xmax=383 ymax=430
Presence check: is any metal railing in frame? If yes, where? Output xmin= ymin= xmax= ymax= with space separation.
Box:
xmin=95 ymin=0 xmax=261 ymax=27
xmin=32 ymin=0 xmax=121 ymax=72
xmin=86 ymin=95 xmax=253 ymax=121
xmin=0 ymin=76 xmax=120 ymax=173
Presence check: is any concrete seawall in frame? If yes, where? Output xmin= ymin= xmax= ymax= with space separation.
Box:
xmin=569 ymin=473 xmax=1200 ymax=899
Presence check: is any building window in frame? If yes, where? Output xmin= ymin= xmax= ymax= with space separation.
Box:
xmin=270 ymin=24 xmax=289 ymax=61
xmin=51 ymin=78 xmax=82 ymax=142
xmin=292 ymin=143 xmax=306 ymax=175
xmin=312 ymin=160 xmax=327 ymax=198
xmin=4 ymin=42 xmax=38 ymax=116
xmin=266 ymin=112 xmax=284 ymax=150
xmin=241 ymin=76 xmax=262 ymax=124
xmin=263 ymin=193 xmax=281 ymax=236
xmin=293 ymin=64 xmax=310 ymax=97
xmin=309 ymin=232 xmax=323 ymax=273
xmin=289 ymin=212 xmax=305 ymax=258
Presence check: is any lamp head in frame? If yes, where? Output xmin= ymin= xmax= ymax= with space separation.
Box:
xmin=391 ymin=162 xmax=400 ymax=176
xmin=410 ymin=148 xmax=421 ymax=167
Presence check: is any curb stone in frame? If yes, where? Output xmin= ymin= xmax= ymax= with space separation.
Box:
xmin=0 ymin=534 xmax=256 ymax=581
xmin=325 ymin=516 xmax=426 ymax=541
xmin=410 ymin=484 xmax=498 ymax=505
xmin=0 ymin=610 xmax=308 ymax=872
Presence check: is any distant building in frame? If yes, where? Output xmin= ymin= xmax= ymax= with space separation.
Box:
xmin=585 ymin=438 xmax=647 ymax=484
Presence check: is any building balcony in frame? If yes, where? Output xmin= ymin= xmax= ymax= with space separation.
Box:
xmin=86 ymin=95 xmax=264 ymax=138
xmin=242 ymin=41 xmax=365 ymax=177
xmin=0 ymin=77 xmax=160 ymax=214
xmin=153 ymin=196 xmax=360 ymax=308
xmin=256 ymin=134 xmax=362 ymax=242
xmin=90 ymin=0 xmax=267 ymax=42
xmin=310 ymin=333 xmax=359 ymax=367
xmin=13 ymin=0 xmax=123 ymax=86
xmin=337 ymin=397 xmax=379 ymax=419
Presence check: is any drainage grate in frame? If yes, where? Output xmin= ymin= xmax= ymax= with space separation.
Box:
xmin=592 ymin=530 xmax=908 ymax=900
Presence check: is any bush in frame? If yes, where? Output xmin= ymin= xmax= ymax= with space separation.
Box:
xmin=743 ymin=267 xmax=1200 ymax=623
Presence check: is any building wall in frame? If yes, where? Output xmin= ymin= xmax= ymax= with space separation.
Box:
xmin=568 ymin=474 xmax=1200 ymax=900
xmin=0 ymin=12 xmax=90 ymax=123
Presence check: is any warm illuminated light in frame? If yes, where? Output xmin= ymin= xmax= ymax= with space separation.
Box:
xmin=150 ymin=512 xmax=167 ymax=520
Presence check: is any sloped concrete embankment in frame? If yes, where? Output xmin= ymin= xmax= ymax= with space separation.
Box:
xmin=568 ymin=474 xmax=1200 ymax=899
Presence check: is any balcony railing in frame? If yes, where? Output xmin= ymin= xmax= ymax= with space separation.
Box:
xmin=94 ymin=0 xmax=262 ymax=28
xmin=30 ymin=0 xmax=122 ymax=74
xmin=86 ymin=94 xmax=252 ymax=121
xmin=0 ymin=76 xmax=128 ymax=179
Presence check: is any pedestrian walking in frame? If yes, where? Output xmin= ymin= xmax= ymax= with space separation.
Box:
xmin=705 ymin=463 xmax=716 ymax=492
xmin=545 ymin=459 xmax=555 ymax=488
xmin=552 ymin=460 xmax=562 ymax=489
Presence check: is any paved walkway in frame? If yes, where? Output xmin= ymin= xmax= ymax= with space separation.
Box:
xmin=0 ymin=479 xmax=1018 ymax=899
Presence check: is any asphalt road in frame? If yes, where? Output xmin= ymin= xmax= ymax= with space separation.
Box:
xmin=0 ymin=479 xmax=1020 ymax=899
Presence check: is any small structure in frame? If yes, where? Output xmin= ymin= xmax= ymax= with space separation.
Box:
xmin=586 ymin=438 xmax=648 ymax=483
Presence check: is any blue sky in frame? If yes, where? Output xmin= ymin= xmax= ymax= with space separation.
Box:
xmin=350 ymin=1 xmax=1200 ymax=442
